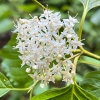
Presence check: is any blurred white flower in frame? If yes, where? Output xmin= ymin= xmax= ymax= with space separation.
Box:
xmin=26 ymin=68 xmax=31 ymax=73
xmin=40 ymin=83 xmax=45 ymax=88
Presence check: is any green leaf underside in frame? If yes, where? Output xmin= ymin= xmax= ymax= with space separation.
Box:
xmin=78 ymin=59 xmax=100 ymax=69
xmin=0 ymin=72 xmax=13 ymax=97
xmin=78 ymin=56 xmax=100 ymax=69
xmin=0 ymin=89 xmax=10 ymax=97
xmin=32 ymin=84 xmax=98 ymax=100
xmin=0 ymin=34 xmax=32 ymax=88
xmin=79 ymin=0 xmax=100 ymax=12
xmin=80 ymin=71 xmax=100 ymax=99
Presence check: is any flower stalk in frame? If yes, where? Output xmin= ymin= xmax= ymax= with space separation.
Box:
xmin=80 ymin=47 xmax=100 ymax=60
xmin=33 ymin=0 xmax=46 ymax=10
xmin=29 ymin=81 xmax=39 ymax=100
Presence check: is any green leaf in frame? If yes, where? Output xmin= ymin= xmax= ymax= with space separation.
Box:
xmin=43 ymin=0 xmax=66 ymax=5
xmin=80 ymin=71 xmax=100 ymax=99
xmin=32 ymin=84 xmax=98 ymax=100
xmin=0 ymin=72 xmax=13 ymax=97
xmin=0 ymin=34 xmax=32 ymax=88
xmin=78 ymin=56 xmax=100 ymax=68
xmin=17 ymin=4 xmax=37 ymax=13
xmin=0 ymin=4 xmax=12 ymax=20
xmin=76 ymin=74 xmax=83 ymax=82
xmin=0 ymin=89 xmax=10 ymax=97
xmin=0 ymin=19 xmax=13 ymax=34
xmin=79 ymin=0 xmax=100 ymax=12
xmin=90 ymin=9 xmax=100 ymax=25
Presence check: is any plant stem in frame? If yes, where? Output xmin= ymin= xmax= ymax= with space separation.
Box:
xmin=80 ymin=47 xmax=100 ymax=60
xmin=73 ymin=56 xmax=79 ymax=84
xmin=29 ymin=90 xmax=33 ymax=100
xmin=78 ymin=1 xmax=89 ymax=40
xmin=33 ymin=0 xmax=46 ymax=10
xmin=7 ymin=88 xmax=29 ymax=91
xmin=28 ymin=81 xmax=39 ymax=93
xmin=78 ymin=9 xmax=87 ymax=40
xmin=73 ymin=53 xmax=82 ymax=83
xmin=71 ymin=49 xmax=81 ymax=53
xmin=68 ymin=53 xmax=82 ymax=60
xmin=74 ymin=56 xmax=81 ymax=68
xmin=28 ymin=81 xmax=39 ymax=100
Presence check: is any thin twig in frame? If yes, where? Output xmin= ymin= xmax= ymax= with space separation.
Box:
xmin=33 ymin=0 xmax=46 ymax=10
xmin=68 ymin=52 xmax=82 ymax=60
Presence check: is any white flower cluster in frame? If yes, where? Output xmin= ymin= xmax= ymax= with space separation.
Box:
xmin=14 ymin=10 xmax=83 ymax=88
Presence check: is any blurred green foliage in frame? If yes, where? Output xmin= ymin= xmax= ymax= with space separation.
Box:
xmin=0 ymin=0 xmax=100 ymax=100
xmin=80 ymin=70 xmax=100 ymax=99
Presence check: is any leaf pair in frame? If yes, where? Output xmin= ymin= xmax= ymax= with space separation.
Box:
xmin=32 ymin=83 xmax=98 ymax=100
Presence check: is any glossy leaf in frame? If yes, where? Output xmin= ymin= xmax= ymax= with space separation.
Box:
xmin=80 ymin=71 xmax=100 ymax=99
xmin=0 ymin=34 xmax=32 ymax=88
xmin=79 ymin=0 xmax=100 ymax=12
xmin=32 ymin=84 xmax=98 ymax=100
xmin=0 ymin=72 xmax=13 ymax=97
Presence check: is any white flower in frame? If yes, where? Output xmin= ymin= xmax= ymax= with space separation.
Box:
xmin=32 ymin=65 xmax=38 ymax=69
xmin=68 ymin=15 xmax=78 ymax=27
xmin=29 ymin=72 xmax=40 ymax=82
xmin=26 ymin=68 xmax=31 ymax=73
xmin=52 ymin=64 xmax=62 ymax=76
xmin=40 ymin=83 xmax=45 ymax=88
xmin=58 ymin=54 xmax=63 ymax=58
xmin=14 ymin=9 xmax=83 ymax=88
